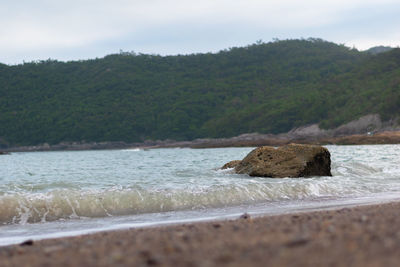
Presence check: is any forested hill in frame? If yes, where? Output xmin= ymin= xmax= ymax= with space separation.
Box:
xmin=0 ymin=38 xmax=399 ymax=147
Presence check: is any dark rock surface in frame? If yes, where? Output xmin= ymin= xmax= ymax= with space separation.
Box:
xmin=232 ymin=144 xmax=332 ymax=178
xmin=221 ymin=160 xmax=241 ymax=169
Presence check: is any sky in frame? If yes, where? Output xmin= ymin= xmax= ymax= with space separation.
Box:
xmin=1 ymin=0 xmax=400 ymax=65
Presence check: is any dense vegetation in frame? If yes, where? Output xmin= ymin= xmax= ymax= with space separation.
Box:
xmin=0 ymin=38 xmax=399 ymax=146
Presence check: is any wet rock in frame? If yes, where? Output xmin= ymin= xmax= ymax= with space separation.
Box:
xmin=284 ymin=237 xmax=310 ymax=248
xmin=230 ymin=143 xmax=331 ymax=178
xmin=213 ymin=223 xmax=221 ymax=228
xmin=221 ymin=160 xmax=241 ymax=169
xmin=146 ymin=258 xmax=159 ymax=265
xmin=240 ymin=213 xmax=251 ymax=220
xmin=20 ymin=240 xmax=34 ymax=246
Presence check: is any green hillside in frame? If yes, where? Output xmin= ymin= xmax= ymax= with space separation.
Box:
xmin=0 ymin=38 xmax=399 ymax=146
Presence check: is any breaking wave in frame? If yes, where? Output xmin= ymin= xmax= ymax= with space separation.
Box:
xmin=0 ymin=163 xmax=396 ymax=225
xmin=0 ymin=184 xmax=323 ymax=224
xmin=1 ymin=145 xmax=400 ymax=225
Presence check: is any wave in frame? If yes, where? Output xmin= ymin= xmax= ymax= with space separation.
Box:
xmin=121 ymin=148 xmax=142 ymax=152
xmin=1 ymin=154 xmax=397 ymax=226
xmin=1 ymin=169 xmax=392 ymax=226
xmin=0 ymin=180 xmax=343 ymax=225
xmin=332 ymin=161 xmax=382 ymax=177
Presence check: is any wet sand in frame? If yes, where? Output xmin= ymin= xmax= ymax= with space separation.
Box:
xmin=2 ymin=201 xmax=400 ymax=266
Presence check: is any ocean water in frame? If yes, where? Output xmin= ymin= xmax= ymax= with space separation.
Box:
xmin=1 ymin=145 xmax=400 ymax=245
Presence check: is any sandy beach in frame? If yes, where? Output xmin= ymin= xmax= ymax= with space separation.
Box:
xmin=1 ymin=201 xmax=400 ymax=267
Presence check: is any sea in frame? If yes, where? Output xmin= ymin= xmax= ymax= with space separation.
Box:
xmin=1 ymin=145 xmax=400 ymax=246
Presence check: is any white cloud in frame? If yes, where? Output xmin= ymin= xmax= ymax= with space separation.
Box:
xmin=346 ymin=36 xmax=400 ymax=50
xmin=0 ymin=0 xmax=399 ymax=63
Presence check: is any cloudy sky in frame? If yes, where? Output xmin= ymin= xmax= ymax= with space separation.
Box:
xmin=1 ymin=0 xmax=399 ymax=64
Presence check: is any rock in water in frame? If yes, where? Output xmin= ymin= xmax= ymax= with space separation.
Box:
xmin=232 ymin=144 xmax=331 ymax=178
xmin=221 ymin=160 xmax=241 ymax=169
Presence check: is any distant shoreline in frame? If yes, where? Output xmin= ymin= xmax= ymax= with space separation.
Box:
xmin=1 ymin=130 xmax=400 ymax=153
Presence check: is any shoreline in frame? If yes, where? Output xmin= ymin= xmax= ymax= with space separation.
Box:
xmin=2 ymin=201 xmax=400 ymax=266
xmin=2 ymin=130 xmax=400 ymax=153
xmin=2 ymin=192 xmax=398 ymax=247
